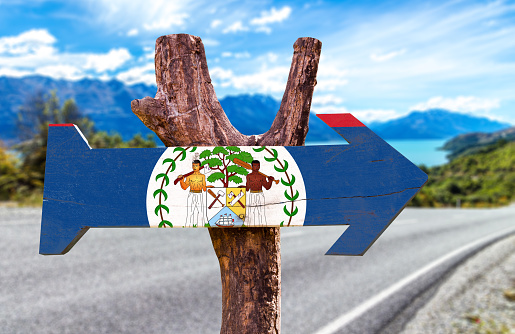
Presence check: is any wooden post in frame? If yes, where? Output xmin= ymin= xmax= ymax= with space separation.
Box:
xmin=131 ymin=34 xmax=321 ymax=334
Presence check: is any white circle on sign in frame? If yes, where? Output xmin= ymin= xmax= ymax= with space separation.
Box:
xmin=146 ymin=146 xmax=306 ymax=228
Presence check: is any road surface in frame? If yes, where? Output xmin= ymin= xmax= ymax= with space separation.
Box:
xmin=1 ymin=205 xmax=514 ymax=333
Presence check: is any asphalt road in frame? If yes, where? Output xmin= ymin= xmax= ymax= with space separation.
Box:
xmin=1 ymin=205 xmax=514 ymax=334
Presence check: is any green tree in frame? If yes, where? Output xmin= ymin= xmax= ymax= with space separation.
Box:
xmin=89 ymin=131 xmax=156 ymax=148
xmin=0 ymin=142 xmax=20 ymax=200
xmin=126 ymin=133 xmax=156 ymax=148
xmin=9 ymin=91 xmax=157 ymax=203
xmin=199 ymin=146 xmax=253 ymax=187
xmin=15 ymin=91 xmax=96 ymax=185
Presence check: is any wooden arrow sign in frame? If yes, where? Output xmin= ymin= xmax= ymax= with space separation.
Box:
xmin=40 ymin=113 xmax=427 ymax=256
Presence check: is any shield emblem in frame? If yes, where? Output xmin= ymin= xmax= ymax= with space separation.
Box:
xmin=206 ymin=187 xmax=246 ymax=227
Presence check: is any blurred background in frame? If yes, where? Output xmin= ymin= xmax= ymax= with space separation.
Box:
xmin=0 ymin=1 xmax=514 ymax=333
xmin=1 ymin=0 xmax=514 ymax=207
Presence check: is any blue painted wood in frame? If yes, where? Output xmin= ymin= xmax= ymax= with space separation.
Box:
xmin=40 ymin=125 xmax=165 ymax=254
xmin=40 ymin=114 xmax=427 ymax=256
xmin=286 ymin=120 xmax=427 ymax=255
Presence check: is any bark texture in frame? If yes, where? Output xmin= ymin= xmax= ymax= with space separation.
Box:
xmin=210 ymin=227 xmax=281 ymax=333
xmin=131 ymin=33 xmax=321 ymax=147
xmin=131 ymin=33 xmax=321 ymax=334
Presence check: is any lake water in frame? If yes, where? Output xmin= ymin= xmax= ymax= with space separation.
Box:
xmin=386 ymin=139 xmax=449 ymax=167
xmin=306 ymin=139 xmax=449 ymax=167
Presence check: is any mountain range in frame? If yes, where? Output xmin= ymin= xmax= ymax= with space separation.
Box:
xmin=0 ymin=75 xmax=511 ymax=145
xmin=369 ymin=109 xmax=510 ymax=140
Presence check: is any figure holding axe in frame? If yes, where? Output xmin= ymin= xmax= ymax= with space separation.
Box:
xmin=176 ymin=160 xmax=211 ymax=227
xmin=235 ymin=159 xmax=276 ymax=226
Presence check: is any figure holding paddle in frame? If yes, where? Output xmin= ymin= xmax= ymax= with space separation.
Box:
xmin=244 ymin=160 xmax=275 ymax=226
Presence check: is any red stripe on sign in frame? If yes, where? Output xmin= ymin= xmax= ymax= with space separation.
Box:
xmin=49 ymin=124 xmax=75 ymax=127
xmin=316 ymin=113 xmax=365 ymax=127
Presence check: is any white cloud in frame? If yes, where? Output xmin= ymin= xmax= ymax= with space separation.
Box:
xmin=0 ymin=29 xmax=60 ymax=72
xmin=211 ymin=19 xmax=223 ymax=29
xmin=127 ymin=28 xmax=139 ymax=36
xmin=222 ymin=21 xmax=249 ymax=34
xmin=316 ymin=77 xmax=349 ymax=92
xmin=249 ymin=6 xmax=291 ymax=34
xmin=0 ymin=29 xmax=135 ymax=82
xmin=310 ymin=92 xmax=401 ymax=123
xmin=116 ymin=63 xmax=156 ymax=86
xmin=349 ymin=109 xmax=401 ymax=123
xmin=266 ymin=52 xmax=278 ymax=63
xmin=221 ymin=51 xmax=250 ymax=59
xmin=410 ymin=96 xmax=500 ymax=113
xmin=370 ymin=49 xmax=406 ymax=62
xmin=312 ymin=94 xmax=344 ymax=106
xmin=210 ymin=67 xmax=233 ymax=81
xmin=0 ymin=29 xmax=56 ymax=56
xmin=315 ymin=58 xmax=349 ymax=92
xmin=210 ymin=65 xmax=289 ymax=93
xmin=202 ymin=38 xmax=220 ymax=47
xmin=250 ymin=6 xmax=292 ymax=25
xmin=97 ymin=74 xmax=113 ymax=82
xmin=143 ymin=15 xmax=189 ymax=31
xmin=311 ymin=105 xmax=349 ymax=115
xmin=311 ymin=106 xmax=401 ymax=123
xmin=87 ymin=0 xmax=191 ymax=32
xmin=35 ymin=65 xmax=83 ymax=81
xmin=0 ymin=67 xmax=33 ymax=77
xmin=84 ymin=48 xmax=132 ymax=73
xmin=139 ymin=46 xmax=155 ymax=61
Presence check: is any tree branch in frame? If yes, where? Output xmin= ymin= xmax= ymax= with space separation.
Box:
xmin=260 ymin=37 xmax=322 ymax=146
xmin=131 ymin=33 xmax=321 ymax=147
xmin=131 ymin=33 xmax=321 ymax=334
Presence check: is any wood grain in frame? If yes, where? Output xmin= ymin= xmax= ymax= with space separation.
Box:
xmin=131 ymin=33 xmax=322 ymax=334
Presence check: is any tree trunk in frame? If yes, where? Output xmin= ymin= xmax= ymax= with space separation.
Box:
xmin=131 ymin=33 xmax=321 ymax=334
xmin=209 ymin=227 xmax=281 ymax=333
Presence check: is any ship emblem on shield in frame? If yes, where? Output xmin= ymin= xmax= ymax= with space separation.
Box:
xmin=206 ymin=187 xmax=246 ymax=227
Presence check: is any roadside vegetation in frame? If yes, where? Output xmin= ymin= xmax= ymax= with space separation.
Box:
xmin=0 ymin=91 xmax=156 ymax=205
xmin=410 ymin=139 xmax=515 ymax=207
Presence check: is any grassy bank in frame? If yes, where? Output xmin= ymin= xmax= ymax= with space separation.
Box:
xmin=411 ymin=141 xmax=515 ymax=207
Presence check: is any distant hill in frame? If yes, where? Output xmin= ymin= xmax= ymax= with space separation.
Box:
xmin=219 ymin=94 xmax=345 ymax=143
xmin=0 ymin=76 xmax=344 ymax=145
xmin=369 ymin=109 xmax=511 ymax=140
xmin=1 ymin=76 xmax=512 ymax=145
xmin=0 ymin=75 xmax=156 ymax=144
xmin=411 ymin=140 xmax=515 ymax=207
xmin=441 ymin=126 xmax=515 ymax=160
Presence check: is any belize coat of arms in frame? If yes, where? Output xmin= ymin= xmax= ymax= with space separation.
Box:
xmin=146 ymin=146 xmax=307 ymax=228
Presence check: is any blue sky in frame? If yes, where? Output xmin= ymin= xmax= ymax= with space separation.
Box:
xmin=1 ymin=0 xmax=515 ymax=124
